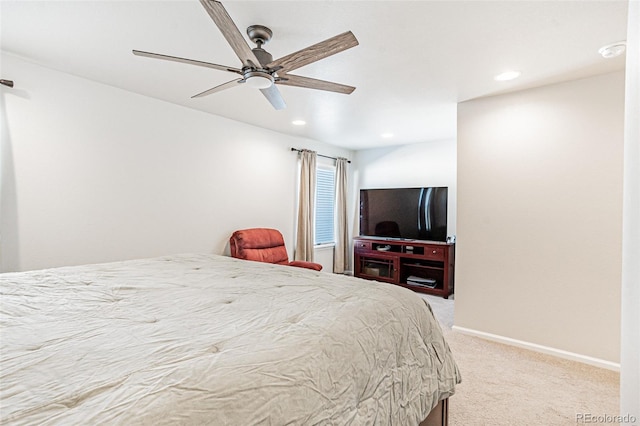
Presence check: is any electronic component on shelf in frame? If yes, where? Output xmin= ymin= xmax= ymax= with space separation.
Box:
xmin=406 ymin=275 xmax=437 ymax=288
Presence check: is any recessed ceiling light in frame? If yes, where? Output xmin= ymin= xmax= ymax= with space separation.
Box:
xmin=598 ymin=41 xmax=626 ymax=58
xmin=381 ymin=132 xmax=394 ymax=138
xmin=494 ymin=71 xmax=521 ymax=81
xmin=292 ymin=120 xmax=306 ymax=126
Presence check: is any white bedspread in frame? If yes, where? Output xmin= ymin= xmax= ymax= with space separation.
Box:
xmin=0 ymin=254 xmax=460 ymax=425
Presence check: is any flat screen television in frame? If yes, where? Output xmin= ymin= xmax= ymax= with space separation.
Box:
xmin=359 ymin=187 xmax=448 ymax=242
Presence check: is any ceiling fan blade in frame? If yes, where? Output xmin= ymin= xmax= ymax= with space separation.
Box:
xmin=276 ymin=74 xmax=355 ymax=94
xmin=133 ymin=50 xmax=242 ymax=74
xmin=199 ymin=0 xmax=261 ymax=68
xmin=191 ymin=78 xmax=244 ymax=98
xmin=260 ymin=85 xmax=286 ymax=110
xmin=267 ymin=31 xmax=358 ymax=73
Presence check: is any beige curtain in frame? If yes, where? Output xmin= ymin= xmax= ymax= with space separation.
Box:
xmin=295 ymin=150 xmax=317 ymax=262
xmin=333 ymin=157 xmax=349 ymax=273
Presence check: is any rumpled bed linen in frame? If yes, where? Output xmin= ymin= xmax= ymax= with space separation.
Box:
xmin=1 ymin=253 xmax=460 ymax=425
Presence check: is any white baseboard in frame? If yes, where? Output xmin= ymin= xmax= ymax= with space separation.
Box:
xmin=451 ymin=325 xmax=620 ymax=372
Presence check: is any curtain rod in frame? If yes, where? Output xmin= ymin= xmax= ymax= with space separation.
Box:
xmin=290 ymin=148 xmax=351 ymax=163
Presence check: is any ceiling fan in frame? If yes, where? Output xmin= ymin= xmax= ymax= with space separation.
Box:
xmin=133 ymin=0 xmax=359 ymax=110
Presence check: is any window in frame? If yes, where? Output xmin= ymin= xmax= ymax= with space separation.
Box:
xmin=315 ymin=166 xmax=335 ymax=245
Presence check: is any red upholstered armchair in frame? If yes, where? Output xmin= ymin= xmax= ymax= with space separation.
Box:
xmin=229 ymin=228 xmax=323 ymax=271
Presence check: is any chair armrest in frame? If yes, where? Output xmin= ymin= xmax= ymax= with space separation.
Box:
xmin=288 ymin=261 xmax=323 ymax=271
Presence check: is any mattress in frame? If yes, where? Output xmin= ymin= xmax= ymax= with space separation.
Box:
xmin=0 ymin=254 xmax=460 ymax=425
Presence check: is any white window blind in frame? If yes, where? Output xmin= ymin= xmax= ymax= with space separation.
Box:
xmin=315 ymin=166 xmax=335 ymax=245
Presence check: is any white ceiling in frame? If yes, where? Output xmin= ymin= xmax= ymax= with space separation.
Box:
xmin=0 ymin=0 xmax=628 ymax=150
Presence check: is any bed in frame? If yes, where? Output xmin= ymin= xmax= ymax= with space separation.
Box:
xmin=0 ymin=253 xmax=460 ymax=425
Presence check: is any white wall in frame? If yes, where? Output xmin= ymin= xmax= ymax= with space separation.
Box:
xmin=354 ymin=139 xmax=457 ymax=237
xmin=620 ymin=0 xmax=639 ymax=418
xmin=0 ymin=53 xmax=353 ymax=272
xmin=455 ymin=71 xmax=625 ymax=365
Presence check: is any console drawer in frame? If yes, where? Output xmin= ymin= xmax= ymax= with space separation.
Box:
xmin=354 ymin=240 xmax=372 ymax=251
xmin=423 ymin=246 xmax=445 ymax=261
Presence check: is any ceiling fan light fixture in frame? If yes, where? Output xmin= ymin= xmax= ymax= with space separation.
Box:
xmin=244 ymin=72 xmax=274 ymax=89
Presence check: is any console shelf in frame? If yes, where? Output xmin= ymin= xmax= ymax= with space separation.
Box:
xmin=354 ymin=237 xmax=455 ymax=298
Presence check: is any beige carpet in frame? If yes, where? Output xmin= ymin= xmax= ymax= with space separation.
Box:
xmin=419 ymin=295 xmax=620 ymax=425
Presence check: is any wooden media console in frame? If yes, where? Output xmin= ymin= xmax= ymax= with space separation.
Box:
xmin=354 ymin=237 xmax=455 ymax=298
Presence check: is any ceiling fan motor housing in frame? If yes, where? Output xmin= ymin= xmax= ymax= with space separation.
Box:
xmin=251 ymin=47 xmax=273 ymax=67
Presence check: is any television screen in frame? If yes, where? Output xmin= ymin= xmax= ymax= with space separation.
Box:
xmin=359 ymin=187 xmax=448 ymax=242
